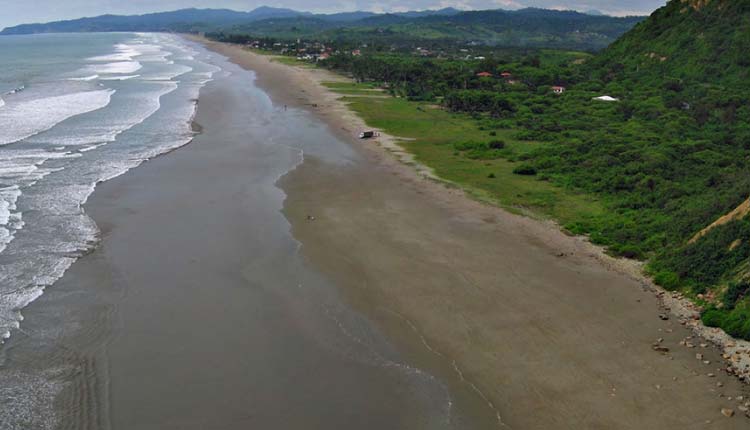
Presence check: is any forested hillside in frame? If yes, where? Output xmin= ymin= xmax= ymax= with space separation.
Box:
xmin=232 ymin=9 xmax=643 ymax=50
xmin=513 ymin=0 xmax=750 ymax=336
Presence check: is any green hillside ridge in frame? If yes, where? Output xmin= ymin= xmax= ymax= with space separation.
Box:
xmin=1 ymin=8 xmax=645 ymax=52
xmin=510 ymin=0 xmax=750 ymax=336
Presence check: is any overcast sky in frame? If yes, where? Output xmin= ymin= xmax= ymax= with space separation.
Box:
xmin=0 ymin=0 xmax=667 ymax=30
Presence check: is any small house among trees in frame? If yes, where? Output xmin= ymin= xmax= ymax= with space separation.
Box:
xmin=476 ymin=72 xmax=493 ymax=77
xmin=551 ymin=86 xmax=566 ymax=94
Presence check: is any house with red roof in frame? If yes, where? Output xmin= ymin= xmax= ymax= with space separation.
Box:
xmin=551 ymin=86 xmax=566 ymax=94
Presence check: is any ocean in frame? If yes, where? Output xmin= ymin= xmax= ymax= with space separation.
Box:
xmin=0 ymin=33 xmax=218 ymax=342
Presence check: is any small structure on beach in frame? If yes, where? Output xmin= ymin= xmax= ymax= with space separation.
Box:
xmin=592 ymin=95 xmax=619 ymax=102
xmin=359 ymin=130 xmax=379 ymax=139
xmin=551 ymin=86 xmax=566 ymax=94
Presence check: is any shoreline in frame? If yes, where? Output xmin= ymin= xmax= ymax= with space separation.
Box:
xmin=3 ymin=38 xmax=474 ymax=430
xmin=193 ymin=37 xmax=750 ymax=427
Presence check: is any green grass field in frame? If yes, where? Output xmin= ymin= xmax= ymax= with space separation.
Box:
xmin=272 ymin=56 xmax=316 ymax=68
xmin=245 ymin=48 xmax=317 ymax=68
xmin=325 ymin=82 xmax=604 ymax=225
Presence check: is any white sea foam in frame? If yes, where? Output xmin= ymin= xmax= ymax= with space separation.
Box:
xmin=6 ymin=85 xmax=25 ymax=95
xmin=141 ymin=65 xmax=193 ymax=81
xmin=0 ymin=97 xmax=5 ymax=108
xmin=0 ymin=33 xmax=227 ymax=430
xmin=99 ymin=74 xmax=140 ymax=81
xmin=0 ymin=185 xmax=22 ymax=253
xmin=85 ymin=61 xmax=142 ymax=75
xmin=38 ymin=81 xmax=178 ymax=150
xmin=0 ymin=32 xmax=218 ymax=348
xmin=87 ymin=43 xmax=140 ymax=62
xmin=0 ymin=89 xmax=115 ymax=146
xmin=68 ymin=75 xmax=99 ymax=81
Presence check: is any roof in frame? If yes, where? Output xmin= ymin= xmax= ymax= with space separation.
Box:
xmin=476 ymin=72 xmax=493 ymax=77
xmin=593 ymin=95 xmax=619 ymax=102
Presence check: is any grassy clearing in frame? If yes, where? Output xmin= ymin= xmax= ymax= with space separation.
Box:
xmin=321 ymin=81 xmax=390 ymax=97
xmin=322 ymin=81 xmax=381 ymax=90
xmin=245 ymin=48 xmax=317 ymax=68
xmin=272 ymin=56 xmax=316 ymax=68
xmin=327 ymin=83 xmax=603 ymax=225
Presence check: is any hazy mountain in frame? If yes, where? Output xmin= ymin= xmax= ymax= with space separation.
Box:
xmin=0 ymin=6 xmax=644 ymax=50
xmin=0 ymin=7 xmax=308 ymax=34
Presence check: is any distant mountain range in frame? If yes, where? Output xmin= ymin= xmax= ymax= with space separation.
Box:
xmin=0 ymin=7 xmax=462 ymax=35
xmin=0 ymin=6 xmax=645 ymax=50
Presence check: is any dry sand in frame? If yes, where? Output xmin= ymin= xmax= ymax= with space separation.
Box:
xmin=196 ymin=38 xmax=750 ymax=428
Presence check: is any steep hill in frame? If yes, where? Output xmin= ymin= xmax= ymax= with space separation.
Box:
xmin=0 ymin=7 xmax=309 ymax=35
xmin=591 ymin=0 xmax=750 ymax=86
xmin=508 ymin=0 xmax=750 ymax=337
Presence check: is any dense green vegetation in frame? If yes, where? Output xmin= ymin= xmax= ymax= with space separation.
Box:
xmin=225 ymin=10 xmax=643 ymax=51
xmin=202 ymin=0 xmax=750 ymax=339
xmin=309 ymin=0 xmax=750 ymax=339
xmin=324 ymin=89 xmax=604 ymax=223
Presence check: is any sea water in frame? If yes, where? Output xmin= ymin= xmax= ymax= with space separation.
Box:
xmin=0 ymin=33 xmax=219 ymax=342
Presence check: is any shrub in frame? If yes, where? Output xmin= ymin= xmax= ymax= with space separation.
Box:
xmin=722 ymin=306 xmax=750 ymax=339
xmin=487 ymin=173 xmax=496 ymax=178
xmin=653 ymin=271 xmax=680 ymax=290
xmin=489 ymin=131 xmax=497 ymax=136
xmin=488 ymin=140 xmax=505 ymax=149
xmin=613 ymin=244 xmax=644 ymax=259
xmin=513 ymin=164 xmax=537 ymax=175
xmin=701 ymin=300 xmax=750 ymax=340
xmin=701 ymin=307 xmax=724 ymax=327
xmin=454 ymin=141 xmax=484 ymax=151
xmin=724 ymin=281 xmax=750 ymax=310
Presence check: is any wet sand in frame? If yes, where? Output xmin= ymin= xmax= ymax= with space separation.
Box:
xmin=198 ymin=40 xmax=750 ymax=428
xmin=1 ymin=45 xmax=485 ymax=429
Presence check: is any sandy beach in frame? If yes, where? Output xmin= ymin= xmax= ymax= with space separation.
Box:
xmin=1 ymin=42 xmax=484 ymax=430
xmin=196 ymin=39 xmax=750 ymax=428
xmin=2 ymin=34 xmax=748 ymax=430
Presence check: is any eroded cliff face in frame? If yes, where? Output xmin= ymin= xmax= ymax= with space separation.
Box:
xmin=680 ymin=0 xmax=732 ymax=12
